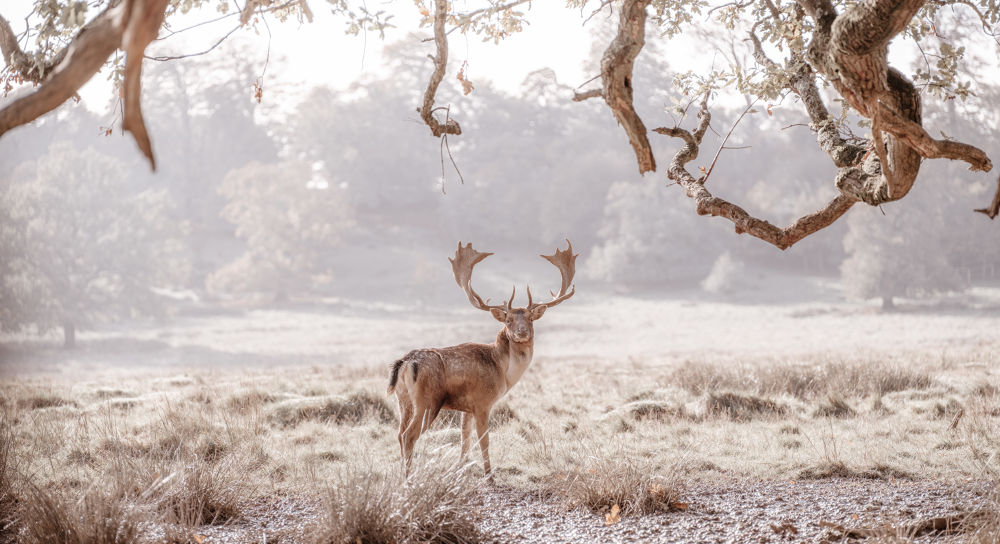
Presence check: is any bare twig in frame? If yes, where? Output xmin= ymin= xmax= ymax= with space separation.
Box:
xmin=702 ymin=99 xmax=757 ymax=183
xmin=147 ymin=25 xmax=241 ymax=61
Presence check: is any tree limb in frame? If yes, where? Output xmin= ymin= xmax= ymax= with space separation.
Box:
xmin=0 ymin=5 xmax=124 ymax=137
xmin=572 ymin=88 xmax=603 ymax=102
xmin=600 ymin=0 xmax=655 ymax=174
xmin=656 ymin=94 xmax=857 ymax=250
xmin=0 ymin=14 xmax=45 ymax=82
xmin=419 ymin=0 xmax=461 ymax=137
xmin=0 ymin=0 xmax=170 ymax=171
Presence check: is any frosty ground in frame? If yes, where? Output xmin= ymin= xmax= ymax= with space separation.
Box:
xmin=1 ymin=283 xmax=999 ymax=542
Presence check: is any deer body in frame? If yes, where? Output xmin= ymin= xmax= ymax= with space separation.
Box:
xmin=388 ymin=241 xmax=576 ymax=475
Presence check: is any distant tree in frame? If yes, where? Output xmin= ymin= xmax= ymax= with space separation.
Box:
xmin=586 ymin=179 xmax=726 ymax=287
xmin=208 ymin=161 xmax=354 ymax=300
xmin=0 ymin=143 xmax=186 ymax=347
xmin=841 ymin=197 xmax=963 ymax=310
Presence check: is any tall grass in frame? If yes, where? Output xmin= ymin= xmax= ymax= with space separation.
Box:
xmin=308 ymin=454 xmax=481 ymax=544
xmin=672 ymin=359 xmax=932 ymax=399
xmin=0 ymin=410 xmax=17 ymax=543
xmin=20 ymin=483 xmax=140 ymax=544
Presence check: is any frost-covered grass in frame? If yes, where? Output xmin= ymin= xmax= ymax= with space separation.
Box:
xmin=1 ymin=295 xmax=999 ymax=541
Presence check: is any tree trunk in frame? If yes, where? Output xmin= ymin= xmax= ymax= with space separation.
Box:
xmin=881 ymin=296 xmax=895 ymax=311
xmin=62 ymin=320 xmax=76 ymax=349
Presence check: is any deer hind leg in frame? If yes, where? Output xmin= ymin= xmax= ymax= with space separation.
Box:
xmin=396 ymin=394 xmax=414 ymax=461
xmin=401 ymin=398 xmax=444 ymax=476
xmin=460 ymin=412 xmax=475 ymax=458
xmin=474 ymin=409 xmax=492 ymax=476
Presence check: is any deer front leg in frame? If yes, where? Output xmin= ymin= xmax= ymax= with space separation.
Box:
xmin=474 ymin=409 xmax=492 ymax=476
xmin=460 ymin=411 xmax=475 ymax=459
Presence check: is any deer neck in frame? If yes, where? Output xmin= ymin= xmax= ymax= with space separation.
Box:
xmin=494 ymin=328 xmax=534 ymax=392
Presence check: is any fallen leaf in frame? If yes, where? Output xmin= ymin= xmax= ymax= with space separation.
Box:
xmin=670 ymin=501 xmax=689 ymax=511
xmin=604 ymin=504 xmax=621 ymax=525
xmin=192 ymin=535 xmax=205 ymax=544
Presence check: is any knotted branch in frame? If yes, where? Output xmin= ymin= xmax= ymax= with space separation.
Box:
xmin=418 ymin=0 xmax=461 ymax=138
xmin=794 ymin=0 xmax=994 ymax=207
xmin=599 ymin=0 xmax=655 ymax=174
xmin=656 ymin=94 xmax=857 ymax=250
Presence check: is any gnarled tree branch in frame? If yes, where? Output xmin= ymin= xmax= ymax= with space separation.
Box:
xmin=600 ymin=0 xmax=655 ymax=174
xmin=656 ymin=94 xmax=858 ymax=250
xmin=419 ymin=0 xmax=461 ymax=138
xmin=795 ymin=0 xmax=993 ymax=207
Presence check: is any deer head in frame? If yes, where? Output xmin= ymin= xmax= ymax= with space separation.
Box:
xmin=449 ymin=240 xmax=577 ymax=344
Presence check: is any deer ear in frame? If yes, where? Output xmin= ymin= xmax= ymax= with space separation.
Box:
xmin=490 ymin=308 xmax=507 ymax=322
xmin=530 ymin=305 xmax=547 ymax=321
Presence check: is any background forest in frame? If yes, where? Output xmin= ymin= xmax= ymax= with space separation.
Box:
xmin=2 ymin=31 xmax=999 ymax=346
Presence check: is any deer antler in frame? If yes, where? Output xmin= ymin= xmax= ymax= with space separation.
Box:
xmin=529 ymin=240 xmax=577 ymax=310
xmin=449 ymin=242 xmax=513 ymax=311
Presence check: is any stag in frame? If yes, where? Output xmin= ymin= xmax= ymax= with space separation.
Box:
xmin=387 ymin=241 xmax=577 ymax=475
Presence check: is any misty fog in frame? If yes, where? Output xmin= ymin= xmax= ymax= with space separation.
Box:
xmin=2 ymin=34 xmax=998 ymax=373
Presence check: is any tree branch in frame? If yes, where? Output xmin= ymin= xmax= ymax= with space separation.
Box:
xmin=572 ymin=88 xmax=602 ymax=101
xmin=599 ymin=0 xmax=655 ymax=174
xmin=0 ymin=0 xmax=169 ymax=171
xmin=656 ymin=94 xmax=857 ymax=250
xmin=0 ymin=4 xmax=124 ymax=137
xmin=419 ymin=0 xmax=461 ymax=137
xmin=0 ymin=13 xmax=45 ymax=82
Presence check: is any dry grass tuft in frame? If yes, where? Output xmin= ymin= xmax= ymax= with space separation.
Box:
xmin=544 ymin=455 xmax=685 ymax=516
xmin=21 ymin=483 xmax=140 ymax=544
xmin=705 ymin=392 xmax=785 ymax=421
xmin=623 ymin=400 xmax=687 ymax=422
xmin=813 ymin=396 xmax=856 ymax=418
xmin=17 ymin=393 xmax=71 ymax=410
xmin=308 ymin=456 xmax=481 ymax=544
xmin=674 ymin=360 xmax=932 ymax=399
xmin=270 ymin=391 xmax=395 ymax=428
xmin=153 ymin=460 xmax=247 ymax=526
xmin=226 ymin=389 xmax=278 ymax=413
xmin=797 ymin=461 xmax=911 ymax=480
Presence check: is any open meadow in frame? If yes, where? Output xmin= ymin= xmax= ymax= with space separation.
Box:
xmin=2 ymin=287 xmax=1000 ymax=543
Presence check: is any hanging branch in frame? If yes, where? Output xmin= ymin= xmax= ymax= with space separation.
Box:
xmin=418 ymin=0 xmax=461 ymax=137
xmin=598 ymin=0 xmax=655 ymax=174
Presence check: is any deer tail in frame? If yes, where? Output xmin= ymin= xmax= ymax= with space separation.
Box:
xmin=387 ymin=357 xmax=406 ymax=395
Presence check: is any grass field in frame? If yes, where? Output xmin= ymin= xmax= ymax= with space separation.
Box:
xmin=1 ymin=291 xmax=999 ymax=542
